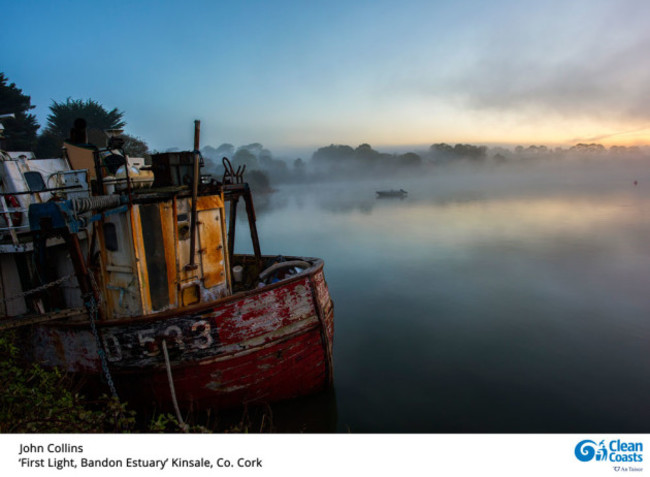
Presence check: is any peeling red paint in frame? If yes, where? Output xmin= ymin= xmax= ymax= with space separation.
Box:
xmin=27 ymin=259 xmax=334 ymax=409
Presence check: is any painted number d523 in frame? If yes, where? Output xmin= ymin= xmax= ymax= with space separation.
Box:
xmin=102 ymin=320 xmax=216 ymax=362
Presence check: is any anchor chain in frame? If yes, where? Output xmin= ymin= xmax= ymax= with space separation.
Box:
xmin=85 ymin=294 xmax=119 ymax=400
xmin=0 ymin=274 xmax=74 ymax=305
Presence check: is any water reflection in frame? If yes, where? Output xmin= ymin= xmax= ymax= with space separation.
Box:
xmin=234 ymin=163 xmax=650 ymax=432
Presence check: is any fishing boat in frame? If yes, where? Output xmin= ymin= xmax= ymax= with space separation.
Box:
xmin=376 ymin=189 xmax=407 ymax=198
xmin=0 ymin=119 xmax=334 ymax=411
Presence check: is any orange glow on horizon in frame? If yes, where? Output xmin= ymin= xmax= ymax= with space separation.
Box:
xmin=365 ymin=125 xmax=650 ymax=151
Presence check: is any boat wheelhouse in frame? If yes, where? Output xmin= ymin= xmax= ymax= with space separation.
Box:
xmin=0 ymin=119 xmax=334 ymax=411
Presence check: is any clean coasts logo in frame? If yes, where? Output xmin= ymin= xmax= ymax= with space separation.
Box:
xmin=575 ymin=439 xmax=643 ymax=463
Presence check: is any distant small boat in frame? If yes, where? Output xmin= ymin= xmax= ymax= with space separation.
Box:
xmin=376 ymin=189 xmax=407 ymax=198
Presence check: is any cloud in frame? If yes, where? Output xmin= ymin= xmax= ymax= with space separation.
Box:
xmin=394 ymin=1 xmax=650 ymax=124
xmin=569 ymin=126 xmax=650 ymax=144
xmin=453 ymin=39 xmax=650 ymax=121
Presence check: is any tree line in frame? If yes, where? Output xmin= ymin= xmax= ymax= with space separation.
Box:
xmin=314 ymin=141 xmax=645 ymax=169
xmin=0 ymin=72 xmax=147 ymax=158
xmin=2 ymin=71 xmax=646 ymax=188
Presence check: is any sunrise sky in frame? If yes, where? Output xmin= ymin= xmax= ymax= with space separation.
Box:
xmin=2 ymin=0 xmax=649 ymax=155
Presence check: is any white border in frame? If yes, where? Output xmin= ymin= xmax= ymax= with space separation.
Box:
xmin=1 ymin=434 xmax=646 ymax=477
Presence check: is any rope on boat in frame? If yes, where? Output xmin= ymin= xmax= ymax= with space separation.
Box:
xmin=161 ymin=340 xmax=189 ymax=433
xmin=70 ymin=195 xmax=122 ymax=215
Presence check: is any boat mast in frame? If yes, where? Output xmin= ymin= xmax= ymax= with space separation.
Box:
xmin=187 ymin=120 xmax=201 ymax=270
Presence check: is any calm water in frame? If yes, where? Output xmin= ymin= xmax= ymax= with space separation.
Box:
xmin=234 ymin=161 xmax=650 ymax=433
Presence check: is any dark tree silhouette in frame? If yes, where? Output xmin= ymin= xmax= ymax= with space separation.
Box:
xmin=35 ymin=98 xmax=126 ymax=157
xmin=0 ymin=73 xmax=39 ymax=151
xmin=232 ymin=148 xmax=258 ymax=170
xmin=122 ymin=133 xmax=149 ymax=157
xmin=397 ymin=152 xmax=422 ymax=166
xmin=312 ymin=144 xmax=355 ymax=164
xmin=46 ymin=98 xmax=125 ymax=139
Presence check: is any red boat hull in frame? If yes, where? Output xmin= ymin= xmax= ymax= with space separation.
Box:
xmin=28 ymin=260 xmax=334 ymax=410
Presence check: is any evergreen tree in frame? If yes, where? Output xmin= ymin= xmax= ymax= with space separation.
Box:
xmin=35 ymin=98 xmax=126 ymax=157
xmin=45 ymin=98 xmax=125 ymax=140
xmin=0 ymin=73 xmax=39 ymax=151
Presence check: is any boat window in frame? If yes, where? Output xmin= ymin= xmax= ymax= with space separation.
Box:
xmin=24 ymin=171 xmax=46 ymax=192
xmin=103 ymin=223 xmax=119 ymax=251
xmin=140 ymin=203 xmax=170 ymax=311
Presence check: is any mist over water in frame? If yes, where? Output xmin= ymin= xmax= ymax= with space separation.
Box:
xmin=233 ymin=158 xmax=650 ymax=432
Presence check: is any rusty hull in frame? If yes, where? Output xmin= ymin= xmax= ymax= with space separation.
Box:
xmin=28 ymin=257 xmax=334 ymax=410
